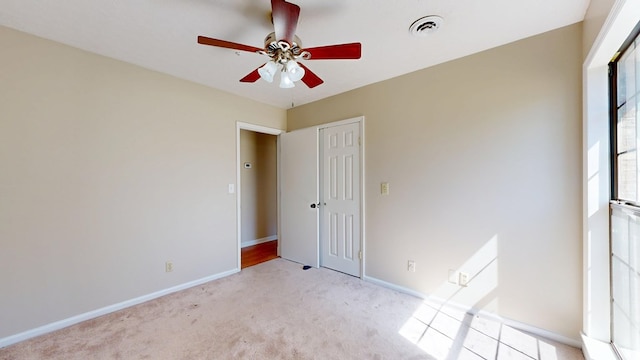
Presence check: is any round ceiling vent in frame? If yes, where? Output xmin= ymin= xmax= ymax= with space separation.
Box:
xmin=409 ymin=15 xmax=444 ymax=37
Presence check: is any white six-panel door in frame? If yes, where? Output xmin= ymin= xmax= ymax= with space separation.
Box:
xmin=320 ymin=122 xmax=361 ymax=277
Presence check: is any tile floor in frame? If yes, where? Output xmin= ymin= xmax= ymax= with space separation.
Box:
xmin=399 ymin=299 xmax=585 ymax=360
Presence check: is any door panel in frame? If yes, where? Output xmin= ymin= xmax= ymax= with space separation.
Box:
xmin=280 ymin=127 xmax=319 ymax=267
xmin=321 ymin=122 xmax=361 ymax=276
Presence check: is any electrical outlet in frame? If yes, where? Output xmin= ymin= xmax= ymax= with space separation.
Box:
xmin=381 ymin=182 xmax=390 ymax=195
xmin=165 ymin=261 xmax=173 ymax=273
xmin=407 ymin=260 xmax=416 ymax=272
xmin=459 ymin=272 xmax=469 ymax=287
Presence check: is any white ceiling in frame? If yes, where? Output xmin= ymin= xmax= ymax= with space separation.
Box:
xmin=0 ymin=0 xmax=590 ymax=109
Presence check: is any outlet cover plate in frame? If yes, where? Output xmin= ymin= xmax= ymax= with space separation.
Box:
xmin=408 ymin=260 xmax=416 ymax=272
xmin=448 ymin=269 xmax=457 ymax=284
xmin=459 ymin=272 xmax=469 ymax=287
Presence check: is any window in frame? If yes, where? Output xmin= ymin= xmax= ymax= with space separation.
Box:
xmin=610 ymin=21 xmax=640 ymax=360
xmin=612 ymin=32 xmax=640 ymax=202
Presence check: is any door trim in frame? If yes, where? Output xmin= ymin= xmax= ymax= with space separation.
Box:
xmin=236 ymin=122 xmax=283 ymax=271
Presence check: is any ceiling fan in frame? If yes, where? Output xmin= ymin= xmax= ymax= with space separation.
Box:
xmin=197 ymin=0 xmax=362 ymax=89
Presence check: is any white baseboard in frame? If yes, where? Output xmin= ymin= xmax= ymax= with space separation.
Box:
xmin=0 ymin=268 xmax=240 ymax=349
xmin=363 ymin=275 xmax=583 ymax=349
xmin=241 ymin=235 xmax=277 ymax=248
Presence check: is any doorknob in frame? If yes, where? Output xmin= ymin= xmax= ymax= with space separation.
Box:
xmin=310 ymin=203 xmax=319 ymax=209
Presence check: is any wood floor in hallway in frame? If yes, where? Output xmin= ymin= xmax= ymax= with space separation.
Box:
xmin=241 ymin=240 xmax=278 ymax=269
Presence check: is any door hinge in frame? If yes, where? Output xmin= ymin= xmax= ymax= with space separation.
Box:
xmin=359 ymin=250 xmax=363 ymax=260
xmin=358 ymin=137 xmax=361 ymax=146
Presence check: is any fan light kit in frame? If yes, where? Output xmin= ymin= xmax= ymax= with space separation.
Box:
xmin=256 ymin=33 xmax=307 ymax=88
xmin=198 ymin=0 xmax=362 ymax=89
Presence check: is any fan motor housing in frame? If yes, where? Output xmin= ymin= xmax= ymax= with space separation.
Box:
xmin=264 ymin=32 xmax=303 ymax=51
xmin=409 ymin=15 xmax=444 ymax=36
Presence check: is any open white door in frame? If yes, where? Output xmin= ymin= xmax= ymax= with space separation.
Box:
xmin=280 ymin=126 xmax=319 ymax=267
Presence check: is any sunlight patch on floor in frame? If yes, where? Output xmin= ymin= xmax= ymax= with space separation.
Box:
xmin=398 ymin=302 xmax=582 ymax=359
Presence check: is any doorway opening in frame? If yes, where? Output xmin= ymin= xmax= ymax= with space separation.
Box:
xmin=236 ymin=123 xmax=283 ymax=270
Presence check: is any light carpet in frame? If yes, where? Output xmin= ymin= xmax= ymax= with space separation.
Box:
xmin=0 ymin=259 xmax=583 ymax=359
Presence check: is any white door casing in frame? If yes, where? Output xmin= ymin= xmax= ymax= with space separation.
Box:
xmin=279 ymin=126 xmax=319 ymax=267
xmin=236 ymin=122 xmax=283 ymax=270
xmin=320 ymin=122 xmax=361 ymax=277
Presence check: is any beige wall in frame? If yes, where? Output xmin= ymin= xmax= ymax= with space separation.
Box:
xmin=240 ymin=130 xmax=277 ymax=245
xmin=0 ymin=26 xmax=285 ymax=338
xmin=288 ymin=23 xmax=583 ymax=340
xmin=583 ymin=0 xmax=617 ymax=58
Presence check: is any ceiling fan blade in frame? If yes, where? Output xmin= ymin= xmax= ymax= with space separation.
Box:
xmin=197 ymin=36 xmax=263 ymax=54
xmin=239 ymin=68 xmax=262 ymax=83
xmin=271 ymin=0 xmax=300 ymax=44
xmin=298 ymin=63 xmax=324 ymax=88
xmin=304 ymin=43 xmax=362 ymax=60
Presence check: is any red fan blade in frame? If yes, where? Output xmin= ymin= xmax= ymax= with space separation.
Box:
xmin=298 ymin=63 xmax=324 ymax=88
xmin=197 ymin=36 xmax=263 ymax=54
xmin=271 ymin=0 xmax=300 ymax=44
xmin=239 ymin=68 xmax=262 ymax=83
xmin=304 ymin=43 xmax=362 ymax=60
